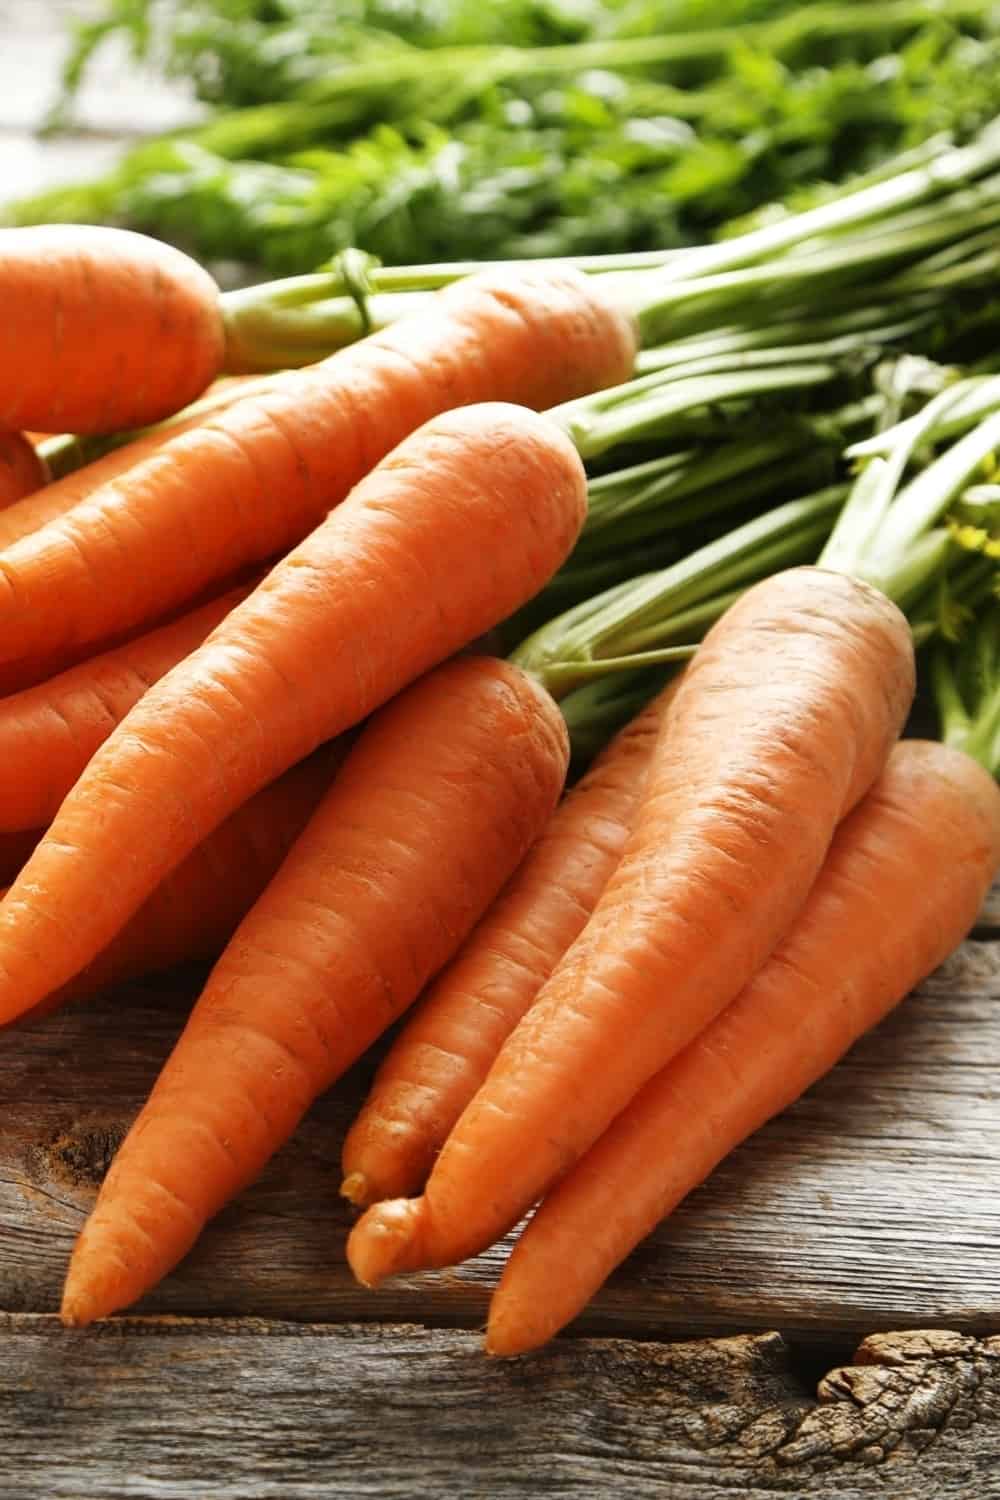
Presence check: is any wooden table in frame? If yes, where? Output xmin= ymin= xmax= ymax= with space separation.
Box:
xmin=2 ymin=7 xmax=1000 ymax=1494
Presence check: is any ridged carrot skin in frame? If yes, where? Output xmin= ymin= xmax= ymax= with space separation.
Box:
xmin=0 ymin=581 xmax=253 ymax=832
xmin=0 ymin=266 xmax=635 ymax=664
xmin=486 ymin=739 xmax=1000 ymax=1355
xmin=341 ymin=680 xmax=676 ymax=1208
xmin=345 ymin=567 xmax=916 ymax=1287
xmin=0 ymin=432 xmax=47 ymax=508
xmin=0 ymin=375 xmax=277 ymax=552
xmin=0 ymin=402 xmax=587 ymax=1025
xmin=22 ymin=748 xmax=344 ymax=1023
xmin=0 ymin=225 xmax=225 ymax=434
xmin=59 ymin=655 xmax=570 ymax=1324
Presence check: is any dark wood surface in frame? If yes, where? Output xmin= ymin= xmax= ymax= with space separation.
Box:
xmin=2 ymin=8 xmax=1000 ymax=1493
xmin=1 ymin=929 xmax=998 ymax=1346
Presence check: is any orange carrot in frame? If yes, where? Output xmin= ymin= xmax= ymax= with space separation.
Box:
xmin=0 ymin=375 xmax=278 ymax=552
xmin=0 ymin=225 xmax=224 ymax=434
xmin=22 ymin=746 xmax=344 ymax=1023
xmin=486 ymin=739 xmax=1000 ymax=1354
xmin=345 ymin=566 xmax=915 ymax=1286
xmin=0 ymin=580 xmax=254 ymax=832
xmin=0 ymin=402 xmax=587 ymax=1025
xmin=59 ymin=653 xmax=570 ymax=1324
xmin=341 ymin=679 xmax=676 ymax=1208
xmin=0 ymin=431 xmax=47 ymax=508
xmin=0 ymin=265 xmax=634 ymax=664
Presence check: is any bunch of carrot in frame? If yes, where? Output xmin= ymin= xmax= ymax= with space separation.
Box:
xmin=0 ymin=164 xmax=998 ymax=1356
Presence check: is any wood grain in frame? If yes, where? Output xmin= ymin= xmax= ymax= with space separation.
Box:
xmin=0 ymin=1317 xmax=997 ymax=1498
xmin=1 ymin=936 xmax=997 ymax=1341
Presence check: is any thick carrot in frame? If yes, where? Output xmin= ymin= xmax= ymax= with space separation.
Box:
xmin=0 ymin=581 xmax=254 ymax=832
xmin=0 ymin=402 xmax=587 ymax=1025
xmin=341 ymin=679 xmax=677 ymax=1208
xmin=0 ymin=375 xmax=278 ymax=552
xmin=22 ymin=747 xmax=344 ymax=1023
xmin=0 ymin=225 xmax=225 ymax=434
xmin=59 ymin=654 xmax=570 ymax=1324
xmin=345 ymin=566 xmax=916 ymax=1286
xmin=0 ymin=431 xmax=47 ymax=509
xmin=486 ymin=739 xmax=1000 ymax=1355
xmin=0 ymin=265 xmax=634 ymax=664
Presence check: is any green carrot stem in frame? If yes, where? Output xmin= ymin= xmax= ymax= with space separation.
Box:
xmin=511 ymin=486 xmax=845 ymax=697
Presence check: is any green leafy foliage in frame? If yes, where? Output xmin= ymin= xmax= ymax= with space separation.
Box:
xmin=15 ymin=2 xmax=1000 ymax=275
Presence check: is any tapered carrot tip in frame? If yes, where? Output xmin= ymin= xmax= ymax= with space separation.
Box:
xmin=60 ymin=1283 xmax=106 ymax=1329
xmin=340 ymin=1171 xmax=371 ymax=1208
xmin=346 ymin=1198 xmax=430 ymax=1288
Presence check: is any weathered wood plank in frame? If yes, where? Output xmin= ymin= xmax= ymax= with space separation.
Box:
xmin=0 ymin=1316 xmax=998 ymax=1498
xmin=1 ymin=939 xmax=997 ymax=1340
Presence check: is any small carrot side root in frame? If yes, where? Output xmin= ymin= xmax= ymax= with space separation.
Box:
xmin=0 ymin=581 xmax=254 ymax=832
xmin=59 ymin=654 xmax=570 ymax=1325
xmin=345 ymin=566 xmax=915 ymax=1287
xmin=486 ymin=739 xmax=1000 ymax=1355
xmin=340 ymin=679 xmax=677 ymax=1208
xmin=0 ymin=431 xmax=47 ymax=509
xmin=0 ymin=265 xmax=634 ymax=665
xmin=21 ymin=746 xmax=346 ymax=1024
xmin=0 ymin=225 xmax=225 ymax=434
xmin=0 ymin=402 xmax=586 ymax=1026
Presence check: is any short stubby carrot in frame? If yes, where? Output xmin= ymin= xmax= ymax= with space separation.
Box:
xmin=0 ymin=225 xmax=225 ymax=434
xmin=59 ymin=654 xmax=570 ymax=1324
xmin=0 ymin=581 xmax=254 ymax=832
xmin=485 ymin=739 xmax=1000 ymax=1355
xmin=345 ymin=566 xmax=916 ymax=1285
xmin=0 ymin=432 xmax=47 ymax=509
xmin=341 ymin=679 xmax=677 ymax=1208
xmin=21 ymin=746 xmax=344 ymax=1024
xmin=0 ymin=375 xmax=280 ymax=553
xmin=0 ymin=402 xmax=587 ymax=1025
xmin=0 ymin=265 xmax=635 ymax=664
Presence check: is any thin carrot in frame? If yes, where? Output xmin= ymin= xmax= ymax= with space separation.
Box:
xmin=59 ymin=653 xmax=570 ymax=1324
xmin=0 ymin=431 xmax=47 ymax=509
xmin=0 ymin=264 xmax=634 ymax=664
xmin=0 ymin=580 xmax=254 ymax=832
xmin=345 ymin=565 xmax=915 ymax=1286
xmin=0 ymin=401 xmax=587 ymax=1025
xmin=341 ymin=677 xmax=678 ymax=1208
xmin=0 ymin=375 xmax=279 ymax=552
xmin=485 ymin=738 xmax=1000 ymax=1355
xmin=0 ymin=225 xmax=225 ymax=434
xmin=22 ymin=746 xmax=345 ymax=1023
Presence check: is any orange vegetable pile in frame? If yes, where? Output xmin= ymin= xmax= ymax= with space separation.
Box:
xmin=0 ymin=224 xmax=995 ymax=1354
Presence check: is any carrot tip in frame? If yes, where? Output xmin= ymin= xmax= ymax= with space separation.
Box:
xmin=339 ymin=1171 xmax=371 ymax=1208
xmin=345 ymin=1198 xmax=427 ymax=1288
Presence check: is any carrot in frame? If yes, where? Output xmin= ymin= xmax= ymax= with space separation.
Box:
xmin=0 ymin=401 xmax=587 ymax=1025
xmin=485 ymin=738 xmax=1000 ymax=1355
xmin=0 ymin=431 xmax=47 ymax=509
xmin=0 ymin=375 xmax=279 ymax=553
xmin=0 ymin=225 xmax=225 ymax=434
xmin=59 ymin=653 xmax=570 ymax=1324
xmin=0 ymin=581 xmax=255 ymax=832
xmin=0 ymin=265 xmax=634 ymax=664
xmin=341 ymin=678 xmax=677 ymax=1208
xmin=22 ymin=746 xmax=345 ymax=1024
xmin=344 ymin=565 xmax=916 ymax=1286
